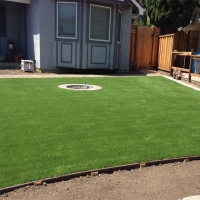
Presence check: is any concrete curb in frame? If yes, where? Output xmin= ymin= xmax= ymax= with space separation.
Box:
xmin=1 ymin=156 xmax=200 ymax=195
xmin=162 ymin=75 xmax=200 ymax=91
xmin=0 ymin=69 xmax=161 ymax=78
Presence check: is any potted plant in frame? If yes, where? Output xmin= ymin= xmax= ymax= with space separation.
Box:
xmin=7 ymin=38 xmax=15 ymax=50
xmin=12 ymin=48 xmax=23 ymax=63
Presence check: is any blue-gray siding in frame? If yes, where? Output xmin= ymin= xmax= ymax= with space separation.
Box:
xmin=0 ymin=0 xmax=134 ymax=71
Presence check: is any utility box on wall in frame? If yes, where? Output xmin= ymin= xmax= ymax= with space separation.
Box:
xmin=21 ymin=60 xmax=34 ymax=72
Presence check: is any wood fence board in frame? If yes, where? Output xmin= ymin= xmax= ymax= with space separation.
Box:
xmin=129 ymin=25 xmax=160 ymax=70
xmin=151 ymin=27 xmax=160 ymax=67
xmin=168 ymin=36 xmax=173 ymax=69
xmin=129 ymin=25 xmax=137 ymax=61
xmin=158 ymin=34 xmax=174 ymax=71
xmin=159 ymin=37 xmax=163 ymax=69
xmin=136 ymin=26 xmax=153 ymax=69
xmin=173 ymin=31 xmax=188 ymax=67
xmin=167 ymin=37 xmax=171 ymax=69
xmin=160 ymin=38 xmax=164 ymax=69
xmin=164 ymin=37 xmax=168 ymax=69
xmin=171 ymin=66 xmax=190 ymax=72
xmin=158 ymin=38 xmax=162 ymax=69
xmin=191 ymin=73 xmax=200 ymax=77
xmin=162 ymin=37 xmax=165 ymax=69
xmin=157 ymin=30 xmax=200 ymax=79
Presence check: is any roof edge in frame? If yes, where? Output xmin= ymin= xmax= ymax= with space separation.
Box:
xmin=131 ymin=0 xmax=145 ymax=15
xmin=2 ymin=0 xmax=30 ymax=4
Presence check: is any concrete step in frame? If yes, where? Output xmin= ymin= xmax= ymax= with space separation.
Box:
xmin=0 ymin=62 xmax=21 ymax=69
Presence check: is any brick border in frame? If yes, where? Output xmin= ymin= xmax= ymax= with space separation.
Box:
xmin=1 ymin=156 xmax=200 ymax=195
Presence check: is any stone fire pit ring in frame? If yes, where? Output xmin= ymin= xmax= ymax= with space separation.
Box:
xmin=58 ymin=84 xmax=102 ymax=91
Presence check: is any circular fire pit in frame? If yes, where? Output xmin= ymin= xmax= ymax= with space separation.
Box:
xmin=58 ymin=84 xmax=102 ymax=91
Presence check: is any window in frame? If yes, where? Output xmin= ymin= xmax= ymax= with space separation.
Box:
xmin=89 ymin=4 xmax=111 ymax=41
xmin=57 ymin=2 xmax=77 ymax=39
xmin=0 ymin=4 xmax=6 ymax=37
xmin=117 ymin=11 xmax=122 ymax=43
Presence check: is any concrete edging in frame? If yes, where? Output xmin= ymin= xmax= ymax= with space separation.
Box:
xmin=162 ymin=75 xmax=200 ymax=91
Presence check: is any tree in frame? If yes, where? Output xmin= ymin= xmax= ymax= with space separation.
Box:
xmin=143 ymin=0 xmax=198 ymax=33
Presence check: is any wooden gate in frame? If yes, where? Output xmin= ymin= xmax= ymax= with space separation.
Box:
xmin=129 ymin=25 xmax=160 ymax=70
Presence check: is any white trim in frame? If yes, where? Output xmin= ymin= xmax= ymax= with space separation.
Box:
xmin=131 ymin=0 xmax=145 ymax=15
xmin=57 ymin=1 xmax=77 ymax=39
xmin=89 ymin=4 xmax=111 ymax=42
xmin=117 ymin=10 xmax=122 ymax=44
xmin=183 ymin=23 xmax=200 ymax=33
xmin=3 ymin=0 xmax=30 ymax=4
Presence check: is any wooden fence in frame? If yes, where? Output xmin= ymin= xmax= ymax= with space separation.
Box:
xmin=129 ymin=25 xmax=160 ymax=70
xmin=158 ymin=34 xmax=175 ymax=72
xmin=158 ymin=31 xmax=189 ymax=72
xmin=130 ymin=25 xmax=200 ymax=80
xmin=171 ymin=50 xmax=200 ymax=82
xmin=158 ymin=30 xmax=200 ymax=82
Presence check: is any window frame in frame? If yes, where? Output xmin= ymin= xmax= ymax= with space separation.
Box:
xmin=89 ymin=4 xmax=111 ymax=42
xmin=56 ymin=1 xmax=77 ymax=39
xmin=117 ymin=10 xmax=122 ymax=44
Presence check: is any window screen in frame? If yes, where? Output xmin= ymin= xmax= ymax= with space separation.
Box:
xmin=117 ymin=11 xmax=122 ymax=43
xmin=57 ymin=2 xmax=77 ymax=38
xmin=90 ymin=5 xmax=111 ymax=41
xmin=0 ymin=4 xmax=6 ymax=37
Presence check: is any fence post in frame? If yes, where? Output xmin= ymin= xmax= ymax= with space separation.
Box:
xmin=151 ymin=27 xmax=160 ymax=69
xmin=129 ymin=24 xmax=137 ymax=62
xmin=188 ymin=49 xmax=194 ymax=82
xmin=170 ymin=34 xmax=175 ymax=76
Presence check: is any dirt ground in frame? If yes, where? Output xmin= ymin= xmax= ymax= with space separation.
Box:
xmin=1 ymin=161 xmax=200 ymax=200
xmin=0 ymin=69 xmax=200 ymax=200
xmin=0 ymin=68 xmax=157 ymax=77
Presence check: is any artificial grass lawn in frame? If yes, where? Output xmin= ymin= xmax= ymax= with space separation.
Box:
xmin=0 ymin=76 xmax=200 ymax=188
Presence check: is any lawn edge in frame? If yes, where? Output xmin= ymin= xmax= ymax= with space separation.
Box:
xmin=1 ymin=155 xmax=200 ymax=195
xmin=162 ymin=75 xmax=200 ymax=91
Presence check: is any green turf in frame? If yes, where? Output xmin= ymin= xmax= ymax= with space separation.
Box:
xmin=0 ymin=76 xmax=200 ymax=188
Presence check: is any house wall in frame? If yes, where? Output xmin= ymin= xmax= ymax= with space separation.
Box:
xmin=197 ymin=32 xmax=200 ymax=52
xmin=193 ymin=10 xmax=200 ymax=23
xmin=81 ymin=1 xmax=117 ymax=69
xmin=190 ymin=27 xmax=200 ymax=52
xmin=26 ymin=0 xmax=54 ymax=69
xmin=119 ymin=8 xmax=132 ymax=71
xmin=184 ymin=7 xmax=200 ymax=52
xmin=193 ymin=12 xmax=200 ymax=52
xmin=0 ymin=1 xmax=26 ymax=57
xmin=26 ymin=0 xmax=40 ymax=67
xmin=39 ymin=0 xmax=54 ymax=70
xmin=25 ymin=0 xmax=135 ymax=70
xmin=55 ymin=0 xmax=130 ymax=70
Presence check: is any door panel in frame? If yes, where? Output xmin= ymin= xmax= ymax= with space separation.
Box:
xmin=87 ymin=44 xmax=110 ymax=68
xmin=57 ymin=41 xmax=76 ymax=68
